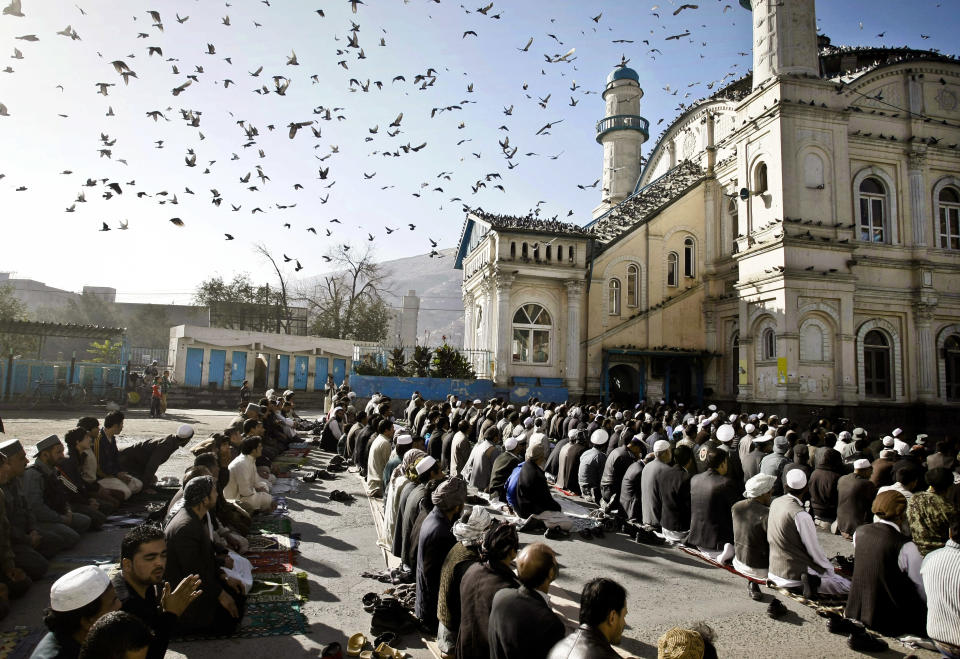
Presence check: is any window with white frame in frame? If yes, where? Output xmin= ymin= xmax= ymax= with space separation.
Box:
xmin=666 ymin=252 xmax=678 ymax=287
xmin=627 ymin=265 xmax=639 ymax=307
xmin=862 ymin=329 xmax=891 ymax=398
xmin=728 ymin=198 xmax=739 ymax=251
xmin=608 ymin=279 xmax=621 ymax=316
xmin=762 ymin=328 xmax=776 ymax=360
xmin=858 ymin=177 xmax=888 ymax=243
xmin=755 ymin=162 xmax=768 ymax=194
xmin=512 ymin=304 xmax=551 ymax=364
xmin=683 ymin=237 xmax=695 ymax=277
xmin=937 ymin=186 xmax=960 ymax=250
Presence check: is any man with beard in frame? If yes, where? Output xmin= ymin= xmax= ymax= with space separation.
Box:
xmin=118 ymin=525 xmax=202 ymax=659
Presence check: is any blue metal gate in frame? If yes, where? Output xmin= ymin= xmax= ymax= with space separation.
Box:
xmin=314 ymin=357 xmax=328 ymax=391
xmin=333 ymin=358 xmax=346 ymax=386
xmin=230 ymin=351 xmax=247 ymax=388
xmin=294 ymin=356 xmax=308 ymax=391
xmin=208 ymin=350 xmax=226 ymax=388
xmin=184 ymin=348 xmax=204 ymax=387
xmin=277 ymin=355 xmax=290 ymax=389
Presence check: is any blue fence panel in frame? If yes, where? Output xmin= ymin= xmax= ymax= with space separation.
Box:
xmin=277 ymin=355 xmax=290 ymax=389
xmin=294 ymin=356 xmax=308 ymax=391
xmin=184 ymin=348 xmax=204 ymax=387
xmin=332 ymin=358 xmax=346 ymax=386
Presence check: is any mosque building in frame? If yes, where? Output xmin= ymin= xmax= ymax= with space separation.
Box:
xmin=454 ymin=0 xmax=960 ymax=425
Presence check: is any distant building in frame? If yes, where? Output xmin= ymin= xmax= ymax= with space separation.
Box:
xmin=456 ymin=0 xmax=960 ymax=427
xmin=386 ymin=290 xmax=420 ymax=346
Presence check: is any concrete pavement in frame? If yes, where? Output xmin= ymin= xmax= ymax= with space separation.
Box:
xmin=0 ymin=408 xmax=937 ymax=659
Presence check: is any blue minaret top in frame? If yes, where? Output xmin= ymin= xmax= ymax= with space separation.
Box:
xmin=606 ymin=66 xmax=640 ymax=85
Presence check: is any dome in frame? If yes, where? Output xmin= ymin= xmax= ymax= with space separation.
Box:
xmin=607 ymin=67 xmax=639 ymax=84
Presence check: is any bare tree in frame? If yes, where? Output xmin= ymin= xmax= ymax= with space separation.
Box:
xmin=297 ymin=243 xmax=390 ymax=341
xmin=254 ymin=243 xmax=293 ymax=333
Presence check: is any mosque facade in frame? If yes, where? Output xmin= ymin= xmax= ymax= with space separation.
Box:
xmin=454 ymin=0 xmax=960 ymax=425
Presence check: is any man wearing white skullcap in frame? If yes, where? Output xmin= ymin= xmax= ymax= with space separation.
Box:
xmin=732 ymin=474 xmax=777 ymax=592
xmin=738 ymin=423 xmax=757 ymax=464
xmin=640 ymin=440 xmax=674 ymax=530
xmin=767 ymin=469 xmax=851 ymax=597
xmin=487 ymin=434 xmax=525 ymax=500
xmin=891 ymin=429 xmax=911 ymax=457
xmin=578 ymin=430 xmax=610 ymax=504
xmin=835 ymin=458 xmax=878 ymax=539
xmin=462 ymin=425 xmax=503 ymax=492
xmin=554 ymin=428 xmax=587 ymax=493
xmin=31 ymin=565 xmax=120 ymax=657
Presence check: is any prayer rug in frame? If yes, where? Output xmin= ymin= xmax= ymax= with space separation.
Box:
xmin=249 ymin=550 xmax=295 ymax=573
xmin=271 ymin=477 xmax=301 ymax=495
xmin=252 ymin=514 xmax=293 ymax=535
xmin=170 ymin=600 xmax=308 ymax=642
xmin=246 ymin=533 xmax=297 ymax=552
xmin=43 ymin=554 xmax=118 ymax=581
xmin=246 ymin=571 xmax=309 ymax=604
xmin=0 ymin=627 xmax=45 ymax=659
xmin=286 ymin=442 xmax=314 ymax=449
xmin=677 ymin=545 xmax=765 ymax=583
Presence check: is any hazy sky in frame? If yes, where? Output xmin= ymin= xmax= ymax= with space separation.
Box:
xmin=1 ymin=0 xmax=955 ymax=305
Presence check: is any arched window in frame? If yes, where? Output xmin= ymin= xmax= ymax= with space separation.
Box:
xmin=728 ymin=198 xmax=739 ymax=252
xmin=512 ymin=304 xmax=551 ymax=364
xmin=545 ymin=245 xmax=552 ymax=260
xmin=626 ymin=265 xmax=639 ymax=307
xmin=731 ymin=333 xmax=740 ymax=396
xmin=510 ymin=242 xmax=516 ymax=258
xmin=521 ymin=242 xmax=529 ymax=259
xmin=937 ymin=186 xmax=960 ymax=250
xmin=556 ymin=245 xmax=563 ymax=262
xmin=755 ymin=162 xmax=768 ymax=194
xmin=804 ymin=153 xmax=824 ymax=188
xmin=762 ymin=328 xmax=776 ymax=361
xmin=683 ymin=238 xmax=695 ymax=277
xmin=945 ymin=335 xmax=960 ymax=401
xmin=568 ymin=245 xmax=576 ymax=262
xmin=800 ymin=323 xmax=824 ymax=361
xmin=666 ymin=252 xmax=678 ymax=287
xmin=532 ymin=243 xmax=540 ymax=261
xmin=863 ymin=330 xmax=891 ymax=398
xmin=608 ymin=279 xmax=621 ymax=316
xmin=858 ymin=177 xmax=888 ymax=243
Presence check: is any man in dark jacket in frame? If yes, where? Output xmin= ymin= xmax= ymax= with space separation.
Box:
xmin=618 ymin=459 xmax=644 ymax=522
xmin=118 ymin=525 xmax=202 ymax=659
xmin=547 ymin=577 xmax=626 ymax=659
xmin=657 ymin=444 xmax=696 ymax=543
xmin=515 ymin=444 xmax=561 ymax=518
xmin=599 ymin=437 xmax=642 ymax=511
xmin=845 ymin=490 xmax=927 ymax=636
xmin=164 ymin=476 xmax=244 ymax=634
xmin=415 ymin=477 xmax=467 ymax=633
xmin=641 ymin=440 xmax=674 ymax=530
xmin=488 ymin=542 xmax=564 ymax=659
xmin=487 ymin=436 xmax=524 ymax=500
xmin=836 ymin=459 xmax=878 ymax=539
xmin=687 ymin=447 xmax=741 ymax=563
xmin=807 ymin=448 xmax=845 ymax=529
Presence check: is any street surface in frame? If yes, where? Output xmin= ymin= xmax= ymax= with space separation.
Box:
xmin=0 ymin=408 xmax=937 ymax=659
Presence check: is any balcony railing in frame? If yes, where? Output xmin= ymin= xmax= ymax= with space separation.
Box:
xmin=595 ymin=114 xmax=649 ymax=143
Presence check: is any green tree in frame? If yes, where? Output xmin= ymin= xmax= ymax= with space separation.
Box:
xmin=86 ymin=339 xmax=121 ymax=363
xmin=409 ymin=345 xmax=433 ymax=377
xmin=195 ymin=272 xmax=301 ymax=334
xmin=389 ymin=347 xmax=408 ymax=376
xmin=431 ymin=343 xmax=475 ymax=379
xmin=0 ymin=285 xmax=39 ymax=357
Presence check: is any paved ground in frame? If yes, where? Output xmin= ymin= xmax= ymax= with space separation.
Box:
xmin=0 ymin=407 xmax=938 ymax=659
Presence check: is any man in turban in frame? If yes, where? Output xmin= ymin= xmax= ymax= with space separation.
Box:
xmin=844 ymin=490 xmax=926 ymax=637
xmin=732 ymin=473 xmax=776 ymax=598
xmin=415 ymin=477 xmax=467 ymax=633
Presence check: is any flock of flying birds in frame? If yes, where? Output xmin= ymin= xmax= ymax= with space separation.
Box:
xmin=0 ymin=0 xmax=950 ymax=274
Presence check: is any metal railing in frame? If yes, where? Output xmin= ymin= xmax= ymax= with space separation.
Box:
xmin=595 ymin=114 xmax=650 ymax=143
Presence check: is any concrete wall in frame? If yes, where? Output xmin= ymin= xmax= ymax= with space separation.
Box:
xmin=348 ymin=374 xmax=569 ymax=405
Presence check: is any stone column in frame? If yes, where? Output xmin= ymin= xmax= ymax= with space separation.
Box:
xmin=564 ymin=280 xmax=584 ymax=391
xmin=915 ymin=302 xmax=937 ymax=401
xmin=908 ymin=151 xmax=928 ymax=247
xmin=703 ymin=308 xmax=718 ymax=394
xmin=493 ymin=274 xmax=514 ymax=385
xmin=462 ymin=290 xmax=474 ymax=352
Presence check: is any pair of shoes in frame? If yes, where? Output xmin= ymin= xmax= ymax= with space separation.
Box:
xmin=362 ymin=592 xmax=381 ymax=613
xmin=767 ymin=598 xmax=788 ymax=619
xmin=347 ymin=633 xmax=369 ymax=656
xmin=374 ymin=642 xmax=405 ymax=659
xmin=544 ymin=526 xmax=570 ymax=540
xmin=847 ymin=629 xmax=888 ymax=652
xmin=822 ymin=612 xmax=858 ymax=636
xmin=517 ymin=517 xmax=547 ymax=534
xmin=372 ymin=632 xmax=397 ymax=647
xmin=330 ymin=490 xmax=353 ymax=502
xmin=302 ymin=472 xmax=319 ymax=483
xmin=370 ymin=600 xmax=416 ymax=636
xmin=833 ymin=553 xmax=854 ymax=572
xmin=748 ymin=581 xmax=763 ymax=601
xmin=330 ymin=455 xmax=346 ymax=467
xmin=634 ymin=527 xmax=666 ymax=545
xmin=578 ymin=528 xmax=594 ymax=540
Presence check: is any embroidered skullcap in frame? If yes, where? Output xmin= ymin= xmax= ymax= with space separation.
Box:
xmin=568 ymin=428 xmax=579 ymax=439
xmin=503 ymin=437 xmax=519 ymax=451
xmin=49 ymin=566 xmax=111 ymax=612
xmin=872 ymin=490 xmax=907 ymax=519
xmin=415 ymin=455 xmax=437 ymax=476
xmin=653 ymin=439 xmax=671 ymax=453
xmin=853 ymin=458 xmax=871 ymax=470
xmin=744 ymin=473 xmax=777 ymax=499
xmin=453 ymin=505 xmax=493 ymax=545
xmin=657 ymin=627 xmax=705 ymax=659
xmin=715 ymin=424 xmax=735 ymax=444
xmin=744 ymin=423 xmax=756 ymax=434
xmin=431 ymin=476 xmax=468 ymax=511
xmin=707 ymin=404 xmax=717 ymax=412
xmin=852 ymin=427 xmax=867 ymax=439
xmin=780 ymin=417 xmax=789 ymax=425
xmin=395 ymin=434 xmax=413 ymax=446
xmin=838 ymin=430 xmax=852 ymax=442
xmin=892 ymin=427 xmax=903 ymax=437
xmin=784 ymin=469 xmax=808 ymax=490
xmin=523 ymin=417 xmax=534 ymax=429
xmin=882 ymin=436 xmax=894 ymax=447
xmin=177 ymin=424 xmax=194 ymax=440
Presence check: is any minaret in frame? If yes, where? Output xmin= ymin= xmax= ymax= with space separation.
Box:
xmin=741 ymin=0 xmax=819 ymax=90
xmin=593 ymin=64 xmax=649 ymax=219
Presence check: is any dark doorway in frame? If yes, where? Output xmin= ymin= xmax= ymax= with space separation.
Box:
xmin=253 ymin=354 xmax=269 ymax=389
xmin=665 ymin=360 xmax=693 ymax=404
xmin=608 ymin=364 xmax=640 ymax=406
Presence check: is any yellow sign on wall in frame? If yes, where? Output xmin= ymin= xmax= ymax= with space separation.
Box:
xmin=738 ymin=360 xmax=748 ymax=385
xmin=777 ymin=357 xmax=788 ymax=385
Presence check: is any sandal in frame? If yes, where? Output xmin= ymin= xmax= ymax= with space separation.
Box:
xmin=373 ymin=632 xmax=397 ymax=647
xmin=375 ymin=642 xmax=404 ymax=659
xmin=347 ymin=633 xmax=368 ymax=657
xmin=362 ymin=592 xmax=381 ymax=613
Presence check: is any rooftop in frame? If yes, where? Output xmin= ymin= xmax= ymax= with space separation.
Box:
xmin=468 ymin=208 xmax=594 ymax=237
